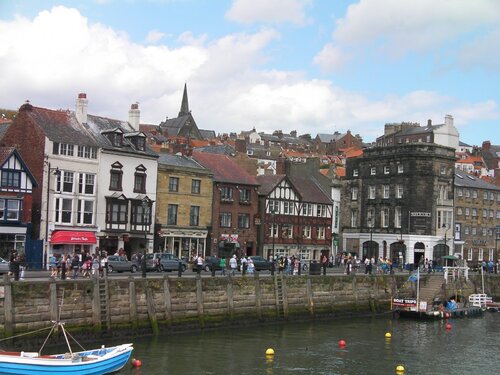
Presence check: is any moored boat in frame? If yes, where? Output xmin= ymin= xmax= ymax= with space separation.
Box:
xmin=0 ymin=342 xmax=133 ymax=375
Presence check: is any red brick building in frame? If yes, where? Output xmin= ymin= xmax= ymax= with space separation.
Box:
xmin=192 ymin=151 xmax=259 ymax=257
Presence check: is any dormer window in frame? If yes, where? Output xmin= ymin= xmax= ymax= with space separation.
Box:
xmin=112 ymin=133 xmax=123 ymax=147
xmin=136 ymin=137 xmax=145 ymax=151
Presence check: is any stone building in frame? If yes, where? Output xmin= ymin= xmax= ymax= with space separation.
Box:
xmin=341 ymin=144 xmax=456 ymax=267
xmin=454 ymin=169 xmax=499 ymax=266
xmin=155 ymin=153 xmax=213 ymax=260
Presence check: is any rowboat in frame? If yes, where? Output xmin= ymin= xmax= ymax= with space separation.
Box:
xmin=0 ymin=318 xmax=133 ymax=375
xmin=0 ymin=342 xmax=133 ymax=375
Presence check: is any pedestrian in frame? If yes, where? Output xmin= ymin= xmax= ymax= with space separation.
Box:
xmin=247 ymin=257 xmax=254 ymax=274
xmin=12 ymin=254 xmax=20 ymax=281
xmin=220 ymin=257 xmax=227 ymax=276
xmin=240 ymin=255 xmax=247 ymax=275
xmin=92 ymin=254 xmax=100 ymax=276
xmin=229 ymin=254 xmax=238 ymax=276
xmin=50 ymin=253 xmax=58 ymax=278
xmin=61 ymin=254 xmax=68 ymax=280
xmin=71 ymin=254 xmax=80 ymax=279
xmin=321 ymin=254 xmax=328 ymax=275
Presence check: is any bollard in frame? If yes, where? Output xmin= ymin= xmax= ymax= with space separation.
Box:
xmin=242 ymin=262 xmax=247 ymax=276
xmin=271 ymin=262 xmax=275 ymax=276
xmin=178 ymin=262 xmax=182 ymax=277
xmin=211 ymin=265 xmax=216 ymax=277
xmin=298 ymin=261 xmax=301 ymax=276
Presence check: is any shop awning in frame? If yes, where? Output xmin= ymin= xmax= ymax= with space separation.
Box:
xmin=50 ymin=231 xmax=97 ymax=244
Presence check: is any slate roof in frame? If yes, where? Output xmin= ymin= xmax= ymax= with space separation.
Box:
xmin=18 ymin=104 xmax=157 ymax=157
xmin=157 ymin=153 xmax=210 ymax=173
xmin=194 ymin=144 xmax=236 ymax=156
xmin=256 ymin=174 xmax=332 ymax=204
xmin=0 ymin=122 xmax=11 ymax=141
xmin=200 ymin=129 xmax=216 ymax=139
xmin=454 ymin=169 xmax=500 ymax=191
xmin=316 ymin=133 xmax=344 ymax=143
xmin=192 ymin=151 xmax=259 ymax=186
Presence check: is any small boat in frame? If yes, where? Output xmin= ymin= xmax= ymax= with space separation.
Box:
xmin=0 ymin=321 xmax=133 ymax=375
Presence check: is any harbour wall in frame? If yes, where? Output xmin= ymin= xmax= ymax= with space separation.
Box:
xmin=0 ymin=273 xmax=498 ymax=342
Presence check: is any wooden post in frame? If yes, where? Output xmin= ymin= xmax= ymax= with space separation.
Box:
xmin=282 ymin=275 xmax=289 ymax=319
xmin=129 ymin=278 xmax=138 ymax=329
xmin=254 ymin=272 xmax=262 ymax=321
xmin=3 ymin=275 xmax=13 ymax=337
xmin=195 ymin=275 xmax=204 ymax=327
xmin=49 ymin=282 xmax=58 ymax=322
xmin=227 ymin=276 xmax=234 ymax=319
xmin=163 ymin=276 xmax=172 ymax=324
xmin=145 ymin=281 xmax=159 ymax=335
xmin=306 ymin=277 xmax=314 ymax=316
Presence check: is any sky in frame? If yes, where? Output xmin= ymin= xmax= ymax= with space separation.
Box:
xmin=0 ymin=0 xmax=499 ymax=146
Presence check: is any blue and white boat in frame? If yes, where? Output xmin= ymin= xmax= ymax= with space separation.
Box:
xmin=0 ymin=322 xmax=133 ymax=375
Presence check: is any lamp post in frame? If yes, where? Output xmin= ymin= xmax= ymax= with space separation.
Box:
xmin=367 ymin=218 xmax=373 ymax=260
xmin=44 ymin=163 xmax=60 ymax=270
xmin=141 ymin=197 xmax=149 ymax=278
xmin=271 ymin=209 xmax=276 ymax=261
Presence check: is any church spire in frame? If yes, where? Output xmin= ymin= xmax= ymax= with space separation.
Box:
xmin=178 ymin=83 xmax=190 ymax=117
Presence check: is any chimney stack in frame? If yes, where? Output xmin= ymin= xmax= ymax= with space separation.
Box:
xmin=427 ymin=119 xmax=432 ymax=127
xmin=75 ymin=93 xmax=88 ymax=124
xmin=129 ymin=102 xmax=140 ymax=131
xmin=444 ymin=114 xmax=453 ymax=128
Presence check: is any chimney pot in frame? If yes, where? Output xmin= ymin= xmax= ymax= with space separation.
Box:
xmin=78 ymin=93 xmax=87 ymax=99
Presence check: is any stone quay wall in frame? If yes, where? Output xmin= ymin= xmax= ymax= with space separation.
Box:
xmin=0 ymin=273 xmax=498 ymax=341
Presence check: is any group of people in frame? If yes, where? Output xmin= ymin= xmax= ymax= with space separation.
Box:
xmin=49 ymin=251 xmax=108 ymax=280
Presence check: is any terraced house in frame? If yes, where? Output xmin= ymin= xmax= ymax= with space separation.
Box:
xmin=454 ymin=169 xmax=500 ymax=266
xmin=2 ymin=94 xmax=158 ymax=267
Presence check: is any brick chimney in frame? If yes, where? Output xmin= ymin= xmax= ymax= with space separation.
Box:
xmin=275 ymin=157 xmax=286 ymax=174
xmin=75 ymin=93 xmax=88 ymax=124
xmin=235 ymin=139 xmax=246 ymax=153
xmin=128 ymin=103 xmax=140 ymax=131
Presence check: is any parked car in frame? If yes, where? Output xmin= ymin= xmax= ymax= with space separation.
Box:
xmin=248 ymin=256 xmax=273 ymax=271
xmin=107 ymin=255 xmax=138 ymax=273
xmin=145 ymin=253 xmax=187 ymax=272
xmin=0 ymin=257 xmax=9 ymax=274
xmin=192 ymin=256 xmax=222 ymax=272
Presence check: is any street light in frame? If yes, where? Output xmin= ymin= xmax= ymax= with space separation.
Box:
xmin=367 ymin=218 xmax=373 ymax=260
xmin=44 ymin=163 xmax=60 ymax=270
xmin=141 ymin=197 xmax=150 ymax=278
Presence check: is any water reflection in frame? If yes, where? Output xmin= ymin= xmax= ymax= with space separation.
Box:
xmin=116 ymin=314 xmax=498 ymax=375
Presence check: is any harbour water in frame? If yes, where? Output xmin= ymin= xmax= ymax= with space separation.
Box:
xmin=115 ymin=313 xmax=499 ymax=375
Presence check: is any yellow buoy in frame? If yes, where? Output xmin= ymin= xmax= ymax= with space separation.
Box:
xmin=396 ymin=365 xmax=405 ymax=372
xmin=265 ymin=348 xmax=275 ymax=356
xmin=385 ymin=332 xmax=392 ymax=338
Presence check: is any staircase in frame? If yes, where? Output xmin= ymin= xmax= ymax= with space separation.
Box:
xmin=98 ymin=277 xmax=110 ymax=331
xmin=275 ymin=275 xmax=284 ymax=318
xmin=418 ymin=275 xmax=444 ymax=305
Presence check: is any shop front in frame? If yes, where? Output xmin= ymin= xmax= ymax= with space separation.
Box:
xmin=157 ymin=228 xmax=207 ymax=262
xmin=49 ymin=230 xmax=97 ymax=260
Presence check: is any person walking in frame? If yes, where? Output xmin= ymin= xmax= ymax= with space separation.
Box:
xmin=229 ymin=254 xmax=238 ymax=276
xmin=219 ymin=257 xmax=227 ymax=276
xmin=321 ymin=254 xmax=328 ymax=275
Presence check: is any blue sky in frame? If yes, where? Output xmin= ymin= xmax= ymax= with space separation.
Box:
xmin=0 ymin=0 xmax=499 ymax=146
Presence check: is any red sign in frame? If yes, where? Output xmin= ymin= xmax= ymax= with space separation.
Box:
xmin=50 ymin=231 xmax=97 ymax=244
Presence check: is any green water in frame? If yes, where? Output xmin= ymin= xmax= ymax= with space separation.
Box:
xmin=116 ymin=313 xmax=499 ymax=375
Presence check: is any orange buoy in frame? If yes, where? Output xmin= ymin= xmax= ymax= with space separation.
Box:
xmin=132 ymin=358 xmax=142 ymax=367
xmin=445 ymin=312 xmax=450 ymax=318
xmin=338 ymin=339 xmax=346 ymax=348
xmin=446 ymin=323 xmax=452 ymax=330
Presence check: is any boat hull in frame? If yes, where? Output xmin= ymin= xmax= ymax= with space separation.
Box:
xmin=0 ymin=344 xmax=133 ymax=375
xmin=394 ymin=307 xmax=483 ymax=320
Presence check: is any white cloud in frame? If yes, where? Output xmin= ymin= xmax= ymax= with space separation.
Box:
xmin=313 ymin=43 xmax=351 ymax=73
xmin=315 ymin=0 xmax=500 ymax=70
xmin=225 ymin=0 xmax=312 ymax=26
xmin=0 ymin=5 xmax=498 ymax=144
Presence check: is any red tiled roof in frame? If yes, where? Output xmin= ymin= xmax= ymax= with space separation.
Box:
xmin=336 ymin=166 xmax=346 ymax=177
xmin=192 ymin=151 xmax=259 ymax=185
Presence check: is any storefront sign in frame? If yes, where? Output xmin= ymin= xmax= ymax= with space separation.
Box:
xmin=410 ymin=212 xmax=431 ymax=217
